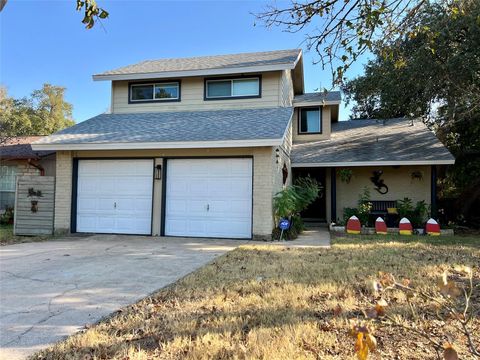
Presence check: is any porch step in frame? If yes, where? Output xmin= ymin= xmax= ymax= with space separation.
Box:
xmin=304 ymin=221 xmax=328 ymax=229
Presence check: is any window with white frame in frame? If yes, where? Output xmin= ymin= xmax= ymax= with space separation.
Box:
xmin=130 ymin=82 xmax=180 ymax=102
xmin=0 ymin=165 xmax=17 ymax=210
xmin=205 ymin=77 xmax=260 ymax=99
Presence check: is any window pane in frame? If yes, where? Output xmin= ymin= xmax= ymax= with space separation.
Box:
xmin=207 ymin=81 xmax=231 ymax=97
xmin=300 ymin=109 xmax=321 ymax=133
xmin=0 ymin=165 xmax=17 ymax=191
xmin=232 ymin=78 xmax=259 ymax=96
xmin=154 ymin=83 xmax=178 ymax=99
xmin=131 ymin=85 xmax=153 ymax=100
xmin=0 ymin=192 xmax=15 ymax=210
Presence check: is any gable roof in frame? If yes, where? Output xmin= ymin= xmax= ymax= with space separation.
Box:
xmin=0 ymin=137 xmax=54 ymax=160
xmin=291 ymin=118 xmax=455 ymax=166
xmin=32 ymin=107 xmax=293 ymax=151
xmin=293 ymin=91 xmax=341 ymax=105
xmin=93 ymin=49 xmax=302 ymax=81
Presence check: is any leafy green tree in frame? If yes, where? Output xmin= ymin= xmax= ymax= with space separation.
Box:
xmin=256 ymin=0 xmax=453 ymax=84
xmin=342 ymin=0 xmax=480 ymax=224
xmin=0 ymin=0 xmax=108 ymax=29
xmin=0 ymin=84 xmax=75 ymax=143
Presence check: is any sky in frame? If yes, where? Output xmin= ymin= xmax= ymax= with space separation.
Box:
xmin=0 ymin=0 xmax=369 ymax=123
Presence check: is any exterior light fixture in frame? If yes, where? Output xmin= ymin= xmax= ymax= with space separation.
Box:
xmin=155 ymin=164 xmax=162 ymax=180
xmin=275 ymin=148 xmax=280 ymax=164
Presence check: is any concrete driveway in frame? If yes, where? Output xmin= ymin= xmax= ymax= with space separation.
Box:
xmin=0 ymin=235 xmax=246 ymax=359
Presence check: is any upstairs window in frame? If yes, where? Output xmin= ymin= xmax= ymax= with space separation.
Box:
xmin=129 ymin=82 xmax=180 ymax=102
xmin=205 ymin=77 xmax=261 ymax=100
xmin=299 ymin=107 xmax=322 ymax=134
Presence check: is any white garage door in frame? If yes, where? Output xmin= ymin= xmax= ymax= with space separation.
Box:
xmin=76 ymin=159 xmax=153 ymax=235
xmin=165 ymin=158 xmax=252 ymax=239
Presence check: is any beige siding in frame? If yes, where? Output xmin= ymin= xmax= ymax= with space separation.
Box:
xmin=292 ymin=105 xmax=332 ymax=142
xmin=334 ymin=166 xmax=431 ymax=222
xmin=112 ymin=72 xmax=283 ymax=113
xmin=56 ymin=148 xmax=275 ymax=239
xmin=54 ymin=151 xmax=72 ymax=234
xmin=280 ymin=69 xmax=294 ymax=107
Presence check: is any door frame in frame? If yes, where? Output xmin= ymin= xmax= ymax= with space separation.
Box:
xmin=71 ymin=157 xmax=155 ymax=235
xmin=160 ymin=156 xmax=254 ymax=239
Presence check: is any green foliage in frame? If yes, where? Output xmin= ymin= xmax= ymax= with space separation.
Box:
xmin=0 ymin=84 xmax=75 ymax=141
xmin=343 ymin=207 xmax=358 ymax=225
xmin=271 ymin=215 xmax=304 ymax=240
xmin=272 ymin=177 xmax=321 ymax=239
xmin=338 ymin=168 xmax=353 ymax=183
xmin=273 ymin=177 xmax=321 ymax=221
xmin=0 ymin=207 xmax=14 ymax=225
xmin=397 ymin=198 xmax=429 ymax=228
xmin=342 ymin=0 xmax=480 ymax=224
xmin=76 ymin=0 xmax=109 ymax=29
xmin=341 ymin=187 xmax=372 ymax=226
xmin=257 ymin=0 xmax=434 ymax=84
xmin=357 ymin=186 xmax=373 ymax=226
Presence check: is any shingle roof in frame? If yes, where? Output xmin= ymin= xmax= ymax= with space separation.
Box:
xmin=293 ymin=91 xmax=341 ymax=104
xmin=0 ymin=137 xmax=54 ymax=160
xmin=33 ymin=107 xmax=293 ymax=149
xmin=291 ymin=118 xmax=454 ymax=165
xmin=94 ymin=49 xmax=302 ymax=79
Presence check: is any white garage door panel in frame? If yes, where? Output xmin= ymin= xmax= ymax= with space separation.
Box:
xmin=165 ymin=158 xmax=252 ymax=239
xmin=76 ymin=160 xmax=153 ymax=235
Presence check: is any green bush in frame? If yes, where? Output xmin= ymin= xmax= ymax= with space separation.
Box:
xmin=272 ymin=177 xmax=321 ymax=240
xmin=0 ymin=207 xmax=14 ymax=225
xmin=343 ymin=207 xmax=359 ymax=224
xmin=357 ymin=186 xmax=372 ymax=226
xmin=397 ymin=198 xmax=429 ymax=228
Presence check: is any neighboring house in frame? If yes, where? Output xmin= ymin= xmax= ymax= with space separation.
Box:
xmin=32 ymin=49 xmax=454 ymax=239
xmin=0 ymin=137 xmax=56 ymax=212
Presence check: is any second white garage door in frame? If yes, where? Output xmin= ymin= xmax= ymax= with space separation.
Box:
xmin=165 ymin=158 xmax=253 ymax=239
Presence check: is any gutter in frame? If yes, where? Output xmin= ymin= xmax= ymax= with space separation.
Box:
xmin=28 ymin=159 xmax=45 ymax=176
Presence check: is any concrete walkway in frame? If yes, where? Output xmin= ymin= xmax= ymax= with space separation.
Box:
xmin=0 ymin=235 xmax=247 ymax=360
xmin=286 ymin=226 xmax=331 ymax=248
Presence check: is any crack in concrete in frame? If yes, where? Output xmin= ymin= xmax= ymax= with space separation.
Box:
xmin=0 ymin=283 xmax=80 ymax=347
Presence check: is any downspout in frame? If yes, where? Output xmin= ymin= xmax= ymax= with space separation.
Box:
xmin=28 ymin=159 xmax=45 ymax=176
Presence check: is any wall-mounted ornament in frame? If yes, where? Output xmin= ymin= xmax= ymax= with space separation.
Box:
xmin=338 ymin=168 xmax=353 ymax=183
xmin=370 ymin=170 xmax=389 ymax=194
xmin=411 ymin=171 xmax=423 ymax=181
xmin=28 ymin=188 xmax=43 ymax=197
xmin=31 ymin=200 xmax=38 ymax=213
xmin=282 ymin=163 xmax=289 ymax=185
xmin=275 ymin=148 xmax=280 ymax=164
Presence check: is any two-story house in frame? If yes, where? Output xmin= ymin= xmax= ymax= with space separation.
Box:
xmin=33 ymin=49 xmax=454 ymax=239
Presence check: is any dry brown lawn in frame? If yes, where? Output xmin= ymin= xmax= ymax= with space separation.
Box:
xmin=32 ymin=235 xmax=479 ymax=360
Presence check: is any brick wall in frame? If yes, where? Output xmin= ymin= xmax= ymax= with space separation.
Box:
xmin=53 ymin=151 xmax=72 ymax=234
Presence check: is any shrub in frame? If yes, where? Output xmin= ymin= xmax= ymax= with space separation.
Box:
xmin=343 ymin=207 xmax=359 ymax=224
xmin=397 ymin=198 xmax=429 ymax=227
xmin=272 ymin=177 xmax=321 ymax=240
xmin=0 ymin=207 xmax=14 ymax=225
xmin=357 ymin=186 xmax=373 ymax=226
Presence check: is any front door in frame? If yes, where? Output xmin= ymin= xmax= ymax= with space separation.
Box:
xmin=293 ymin=168 xmax=327 ymax=222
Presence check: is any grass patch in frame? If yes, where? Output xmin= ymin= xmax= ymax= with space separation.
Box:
xmin=33 ymin=235 xmax=480 ymax=359
xmin=0 ymin=224 xmax=54 ymax=245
